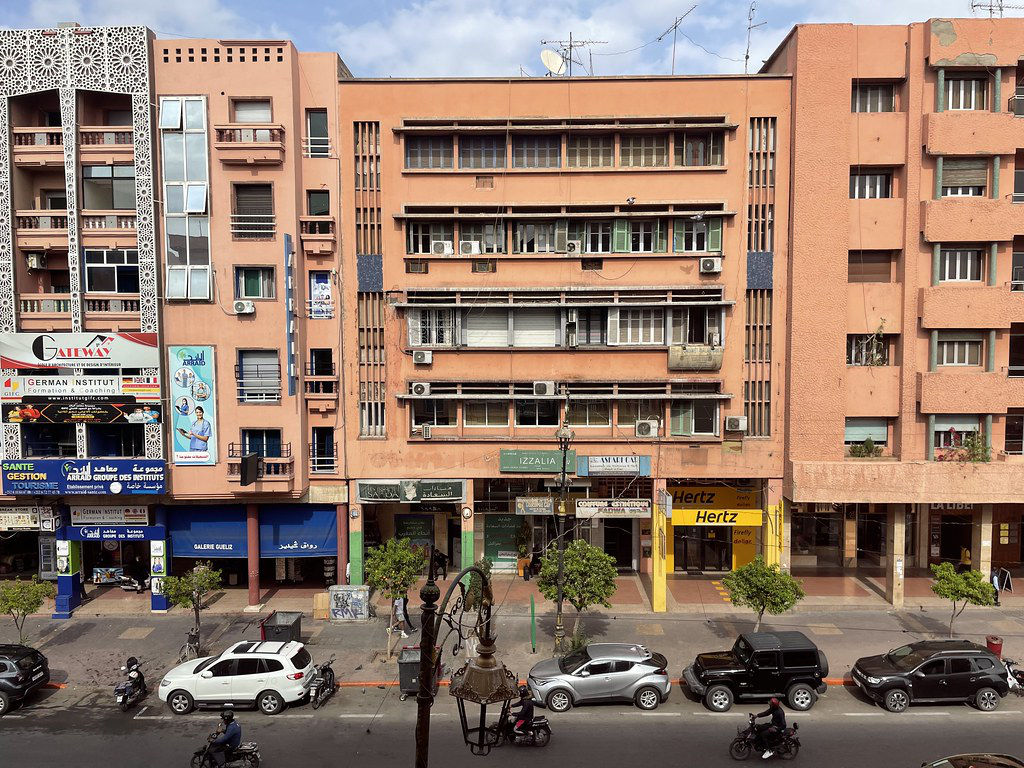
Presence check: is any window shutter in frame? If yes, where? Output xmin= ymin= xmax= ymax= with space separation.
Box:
xmin=942 ymin=158 xmax=988 ymax=186
xmin=708 ymin=218 xmax=722 ymax=252
xmin=234 ymin=184 xmax=273 ymax=215
xmin=554 ymin=219 xmax=569 ymax=252
xmin=672 ymin=219 xmax=685 ymax=252
xmin=933 ymin=415 xmax=980 ymax=433
xmin=407 ymin=310 xmax=422 ymax=346
xmin=512 ymin=309 xmax=559 ymax=347
xmin=655 ymin=220 xmax=667 ymax=252
xmin=612 ymin=219 xmax=629 ymax=253
xmin=235 ymin=100 xmax=272 ymax=123
xmin=464 ymin=309 xmax=509 ymax=347
xmin=671 ymin=402 xmax=693 ymax=436
xmin=606 ymin=308 xmax=620 ymax=346
xmin=844 ymin=417 xmax=888 ymax=443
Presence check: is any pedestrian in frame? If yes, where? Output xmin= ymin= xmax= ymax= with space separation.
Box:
xmin=958 ymin=546 xmax=972 ymax=574
xmin=431 ymin=549 xmax=449 ymax=581
xmin=392 ymin=593 xmax=415 ymax=638
xmin=992 ymin=566 xmax=1003 ymax=606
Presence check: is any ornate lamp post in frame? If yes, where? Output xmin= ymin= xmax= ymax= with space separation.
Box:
xmin=553 ymin=420 xmax=575 ymax=653
xmin=415 ymin=552 xmax=517 ymax=768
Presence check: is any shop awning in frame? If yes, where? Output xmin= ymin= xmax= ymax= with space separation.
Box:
xmin=259 ymin=505 xmax=337 ymax=558
xmin=168 ymin=505 xmax=247 ymax=559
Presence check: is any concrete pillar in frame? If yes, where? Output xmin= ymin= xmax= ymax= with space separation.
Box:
xmin=931 ymin=242 xmax=941 ymax=287
xmin=916 ymin=504 xmax=931 ymax=569
xmin=994 ymin=68 xmax=1003 ymax=112
xmin=651 ymin=478 xmax=667 ymax=613
xmin=461 ymin=479 xmax=475 ymax=570
xmin=934 ymin=156 xmax=944 ymax=200
xmin=988 ymin=330 xmax=997 ymax=372
xmin=337 ymin=503 xmax=349 ymax=585
xmin=763 ymin=484 xmax=789 ymax=569
xmin=992 ymin=156 xmax=1000 ymax=199
xmin=936 ymin=68 xmax=946 ymax=112
xmin=989 ymin=243 xmax=998 ymax=287
xmin=348 ymin=481 xmax=364 ymax=585
xmin=927 ymin=415 xmax=936 ymax=461
xmin=843 ymin=506 xmax=858 ymax=567
xmin=885 ymin=505 xmax=906 ymax=608
xmin=246 ymin=504 xmax=260 ymax=608
xmin=929 ymin=330 xmax=938 ymax=372
xmin=985 ymin=414 xmax=994 ymax=453
xmin=972 ymin=504 xmax=994 ymax=578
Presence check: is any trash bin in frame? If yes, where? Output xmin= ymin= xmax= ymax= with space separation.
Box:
xmin=260 ymin=610 xmax=303 ymax=643
xmin=397 ymin=645 xmax=438 ymax=701
xmin=987 ymin=634 xmax=1004 ymax=658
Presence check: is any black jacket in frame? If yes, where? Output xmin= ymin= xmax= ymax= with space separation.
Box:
xmin=756 ymin=705 xmax=786 ymax=730
xmin=512 ymin=698 xmax=535 ymax=722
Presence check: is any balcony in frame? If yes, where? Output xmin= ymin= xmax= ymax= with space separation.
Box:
xmin=226 ymin=443 xmax=294 ymax=483
xmin=849 ymin=198 xmax=904 ymax=250
xmin=924 ymin=111 xmax=1019 ymax=157
xmin=304 ymin=363 xmax=338 ymax=412
xmin=849 ymin=112 xmax=907 ymax=166
xmin=299 ymin=216 xmax=336 ymax=257
xmin=666 ymin=344 xmax=724 ymax=371
xmin=309 ymin=443 xmax=338 ymax=474
xmin=15 ymin=210 xmax=68 ymax=251
xmin=919 ymin=284 xmax=1024 ymax=329
xmin=921 ymin=198 xmax=1017 ymax=243
xmin=1010 ymin=95 xmax=1024 ymax=116
xmin=213 ymin=124 xmax=285 ymax=165
xmin=83 ymin=294 xmax=142 ymax=331
xmin=845 ymin=366 xmax=901 ymax=417
xmin=11 ymin=127 xmax=64 ymax=167
xmin=918 ymin=370 xmax=1024 ymax=414
xmin=231 ymin=214 xmax=276 ymax=241
xmin=81 ymin=211 xmax=137 ymax=248
xmin=18 ymin=293 xmax=72 ymax=331
xmin=79 ymin=126 xmax=134 ymax=163
xmin=847 ymin=283 xmax=902 ymax=334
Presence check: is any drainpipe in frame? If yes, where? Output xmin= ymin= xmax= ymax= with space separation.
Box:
xmin=936 ymin=68 xmax=946 ymax=112
xmin=988 ymin=330 xmax=997 ymax=372
xmin=931 ymin=243 xmax=941 ymax=287
xmin=992 ymin=156 xmax=1000 ymax=200
xmin=927 ymin=415 xmax=936 ymax=461
xmin=929 ymin=330 xmax=938 ymax=372
xmin=990 ymin=243 xmax=998 ymax=286
xmin=994 ymin=69 xmax=1002 ymax=113
xmin=934 ymin=156 xmax=944 ymax=200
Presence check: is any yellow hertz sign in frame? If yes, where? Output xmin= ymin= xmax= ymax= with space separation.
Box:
xmin=669 ymin=486 xmax=763 ymax=527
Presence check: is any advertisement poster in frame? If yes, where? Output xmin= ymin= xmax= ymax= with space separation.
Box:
xmin=2 ymin=401 xmax=161 ymax=425
xmin=309 ymin=272 xmax=333 ymax=318
xmin=168 ymin=346 xmax=217 ymax=465
xmin=2 ymin=375 xmax=159 ymax=401
xmin=0 ymin=333 xmax=158 ymax=369
xmin=70 ymin=505 xmax=149 ymax=525
xmin=1 ymin=459 xmax=165 ymax=495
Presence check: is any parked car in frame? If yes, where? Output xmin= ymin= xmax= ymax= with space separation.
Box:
xmin=682 ymin=631 xmax=828 ymax=712
xmin=921 ymin=756 xmax=1024 ymax=768
xmin=527 ymin=643 xmax=671 ymax=712
xmin=158 ymin=640 xmax=313 ymax=716
xmin=0 ymin=644 xmax=50 ymax=716
xmin=852 ymin=640 xmax=1008 ymax=713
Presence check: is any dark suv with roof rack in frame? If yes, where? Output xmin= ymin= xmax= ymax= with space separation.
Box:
xmin=0 ymin=644 xmax=50 ymax=716
xmin=682 ymin=631 xmax=828 ymax=712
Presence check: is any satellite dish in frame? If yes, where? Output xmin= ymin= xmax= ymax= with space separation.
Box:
xmin=540 ymin=49 xmax=566 ymax=76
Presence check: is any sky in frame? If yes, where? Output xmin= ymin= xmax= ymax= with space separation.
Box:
xmin=1 ymin=0 xmax=1022 ymax=77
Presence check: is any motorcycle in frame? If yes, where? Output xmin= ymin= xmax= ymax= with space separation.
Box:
xmin=495 ymin=713 xmax=552 ymax=748
xmin=1004 ymin=658 xmax=1024 ymax=695
xmin=114 ymin=657 xmax=147 ymax=712
xmin=729 ymin=713 xmax=800 ymax=761
xmin=191 ymin=734 xmax=261 ymax=768
xmin=116 ymin=573 xmax=151 ymax=593
xmin=308 ymin=655 xmax=337 ymax=710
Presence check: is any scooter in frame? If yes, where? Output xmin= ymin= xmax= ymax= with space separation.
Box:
xmin=1004 ymin=658 xmax=1024 ymax=695
xmin=308 ymin=655 xmax=336 ymax=710
xmin=116 ymin=573 xmax=151 ymax=593
xmin=191 ymin=734 xmax=261 ymax=768
xmin=114 ymin=657 xmax=147 ymax=712
xmin=729 ymin=713 xmax=800 ymax=761
xmin=497 ymin=713 xmax=552 ymax=748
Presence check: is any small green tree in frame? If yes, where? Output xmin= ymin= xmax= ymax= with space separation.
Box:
xmin=364 ymin=538 xmax=427 ymax=658
xmin=930 ymin=562 xmax=995 ymax=637
xmin=465 ymin=556 xmax=493 ymax=612
xmin=162 ymin=562 xmax=222 ymax=643
xmin=0 ymin=577 xmax=55 ymax=644
xmin=537 ymin=539 xmax=618 ymax=638
xmin=723 ymin=555 xmax=805 ymax=631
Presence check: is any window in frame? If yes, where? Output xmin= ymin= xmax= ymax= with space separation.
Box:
xmin=782 ymin=650 xmax=818 ymax=668
xmin=310 ymin=426 xmax=335 ymax=473
xmin=612 ymin=660 xmax=635 ymax=673
xmin=670 ymin=400 xmax=719 ymax=436
xmin=581 ymin=258 xmax=603 ymax=271
xmin=307 ymin=190 xmax=330 ymax=217
xmin=514 ymin=222 xmax=556 ymax=253
xmin=851 ymin=82 xmax=895 ymax=112
xmin=84 ymin=249 xmax=139 ymax=294
xmin=675 ymin=131 xmax=724 ymax=166
xmin=465 ymin=400 xmax=509 ymax=427
xmin=236 ymin=350 xmax=281 ymax=402
xmin=233 ymin=99 xmax=271 ymax=122
xmin=974 ymin=657 xmax=995 ymax=671
xmin=621 ymin=134 xmax=668 ymax=167
xmin=82 ymin=165 xmax=135 ymax=210
xmin=919 ymin=660 xmax=946 ymax=676
xmin=208 ymin=660 xmax=235 ymax=677
xmin=753 ymin=651 xmax=779 ymax=669
xmin=512 ymin=309 xmax=559 ymax=347
xmin=464 ymin=309 xmax=509 ymax=347
xmin=515 ymin=400 xmax=559 ymax=427
xmin=844 ymin=417 xmax=888 ymax=445
xmin=850 ymin=170 xmax=892 ymax=199
xmin=848 ymin=252 xmax=893 ymax=283
xmin=567 ymin=135 xmax=613 ymax=167
xmin=933 ymin=415 xmax=980 ymax=449
xmin=305 ymin=109 xmax=329 ymax=157
xmin=309 ymin=271 xmax=332 ymax=318
xmin=575 ymin=307 xmax=607 ymax=346
xmin=942 ymin=185 xmax=984 ymax=197
xmin=670 ymin=307 xmax=722 ymax=346
xmin=43 ymin=190 xmax=67 ymax=210
xmin=405 ymin=136 xmax=454 ymax=169
xmin=1011 ymin=329 xmax=1024 ymax=376
xmin=1007 ymin=411 xmax=1024 ymax=454
xmin=946 ymin=77 xmax=987 ymax=110
xmin=407 ymin=309 xmax=456 ymax=347
xmin=585 ymin=660 xmax=614 ymax=675
xmin=459 ymin=136 xmax=506 ymax=169
xmin=937 ymin=333 xmax=983 ymax=366
xmin=235 ymin=658 xmax=263 ymax=675
xmin=159 ymin=97 xmax=182 ymax=129
xmin=630 ymin=220 xmax=664 ymax=253
xmin=611 ymin=308 xmax=665 ymax=345
xmin=617 ymin=400 xmax=664 ymax=426
xmin=412 ymin=399 xmax=454 ymax=427
xmin=232 ymin=184 xmax=274 ymax=239
xmin=472 ymin=259 xmax=496 ymax=273
xmin=234 ymin=267 xmax=275 ymax=299
xmin=674 ymin=218 xmax=722 ymax=253
xmin=22 ymin=424 xmax=76 ymax=457
xmin=459 ymin=221 xmax=504 ymax=253
xmin=949 ymin=658 xmax=972 ymax=674
xmin=942 ymin=158 xmax=988 ymax=196
xmin=308 ymin=348 xmax=334 ymax=376
xmin=407 ymin=222 xmax=454 ymax=254
xmin=583 ymin=221 xmax=612 ymax=253
xmin=406 ymin=259 xmax=428 ymax=274
xmin=87 ymin=424 xmax=145 ymax=457
xmin=566 ymin=400 xmax=610 ymax=426
xmin=241 ymin=428 xmax=283 ymax=457
xmin=847 ymin=334 xmax=890 ymax=365
xmin=512 ymin=135 xmax=560 ymax=168
xmin=939 ymin=248 xmax=983 ymax=282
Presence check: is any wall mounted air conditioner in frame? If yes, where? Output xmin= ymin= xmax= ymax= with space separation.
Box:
xmin=25 ymin=253 xmax=46 ymax=271
xmin=409 ymin=382 xmax=431 ymax=396
xmin=459 ymin=240 xmax=482 ymax=255
xmin=725 ymin=416 xmax=748 ymax=432
xmin=233 ymin=300 xmax=256 ymax=315
xmin=421 ymin=424 xmax=432 ymax=439
xmin=413 ymin=350 xmax=433 ymax=365
xmin=565 ymin=239 xmax=583 ymax=256
xmin=700 ymin=257 xmax=722 ymax=274
xmin=635 ymin=419 xmax=660 ymax=438
xmin=707 ymin=331 xmax=721 ymax=347
xmin=533 ymin=380 xmax=556 ymax=397
xmin=431 ymin=240 xmax=455 ymax=256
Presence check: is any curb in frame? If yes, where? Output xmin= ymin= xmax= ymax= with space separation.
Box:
xmin=42 ymin=682 xmax=67 ymax=689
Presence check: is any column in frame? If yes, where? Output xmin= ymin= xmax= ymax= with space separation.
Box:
xmin=987 ymin=331 xmax=996 ymax=372
xmin=989 ymin=243 xmax=998 ymax=287
xmin=461 ymin=479 xmax=475 ymax=570
xmin=931 ymin=243 xmax=941 ymax=287
xmin=763 ymin=483 xmax=789 ymax=569
xmin=245 ymin=503 xmax=260 ymax=608
xmin=53 ymin=538 xmax=82 ymax=619
xmin=651 ymin=478 xmax=667 ymax=613
xmin=972 ymin=504 xmax=994 ymax=578
xmin=885 ymin=505 xmax=906 ymax=609
xmin=992 ymin=156 xmax=1001 ymax=200
xmin=843 ymin=506 xmax=858 ymax=567
xmin=936 ymin=68 xmax=946 ymax=112
xmin=929 ymin=330 xmax=938 ymax=372
xmin=927 ymin=414 xmax=936 ymax=461
xmin=337 ymin=503 xmax=349 ymax=585
xmin=994 ymin=68 xmax=1003 ymax=112
xmin=348 ymin=482 xmax=364 ymax=585
xmin=916 ymin=504 xmax=931 ymax=569
xmin=934 ymin=156 xmax=944 ymax=200
xmin=150 ymin=508 xmax=170 ymax=612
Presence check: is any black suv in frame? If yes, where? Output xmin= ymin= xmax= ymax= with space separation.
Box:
xmin=0 ymin=644 xmax=49 ymax=716
xmin=851 ymin=640 xmax=1008 ymax=713
xmin=682 ymin=631 xmax=828 ymax=712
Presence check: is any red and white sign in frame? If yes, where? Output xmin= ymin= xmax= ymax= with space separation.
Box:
xmin=2 ymin=375 xmax=159 ymax=401
xmin=0 ymin=333 xmax=158 ymax=369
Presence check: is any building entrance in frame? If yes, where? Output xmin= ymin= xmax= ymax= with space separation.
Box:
xmin=603 ymin=519 xmax=634 ymax=570
xmin=674 ymin=526 xmax=732 ymax=571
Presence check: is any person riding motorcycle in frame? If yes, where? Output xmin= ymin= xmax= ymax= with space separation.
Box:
xmin=210 ymin=710 xmax=242 ymax=766
xmin=124 ymin=656 xmax=145 ymax=696
xmin=754 ymin=698 xmax=787 ymax=759
xmin=510 ymin=685 xmax=535 ymax=736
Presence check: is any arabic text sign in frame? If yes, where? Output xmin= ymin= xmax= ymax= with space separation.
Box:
xmin=2 ymin=375 xmax=159 ymax=401
xmin=1 ymin=459 xmax=165 ymax=496
xmin=71 ymin=505 xmax=149 ymax=526
xmin=575 ymin=498 xmax=652 ymax=518
xmin=168 ymin=346 xmax=218 ymax=465
xmin=2 ymin=401 xmax=161 ymax=425
xmin=355 ymin=479 xmax=466 ymax=503
xmin=0 ymin=333 xmax=159 ymax=369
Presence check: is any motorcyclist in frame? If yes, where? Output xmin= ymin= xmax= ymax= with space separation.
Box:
xmin=210 ymin=710 xmax=241 ymax=766
xmin=510 ymin=685 xmax=535 ymax=736
xmin=124 ymin=656 xmax=145 ymax=696
xmin=754 ymin=697 xmax=787 ymax=759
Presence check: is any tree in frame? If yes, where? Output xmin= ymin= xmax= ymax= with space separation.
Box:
xmin=537 ymin=539 xmax=618 ymax=638
xmin=161 ymin=562 xmax=222 ymax=644
xmin=930 ymin=562 xmax=995 ymax=637
xmin=723 ymin=555 xmax=805 ymax=631
xmin=465 ymin=556 xmax=493 ymax=612
xmin=364 ymin=538 xmax=427 ymax=658
xmin=0 ymin=577 xmax=55 ymax=644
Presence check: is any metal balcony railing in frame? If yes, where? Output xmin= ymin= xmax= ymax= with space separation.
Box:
xmin=1008 ymin=94 xmax=1024 ymax=116
xmin=231 ymin=213 xmax=276 ymax=240
xmin=302 ymin=136 xmax=331 ymax=158
xmin=309 ymin=443 xmax=338 ymax=474
xmin=234 ymin=363 xmax=282 ymax=402
xmin=23 ymin=442 xmax=77 ymax=457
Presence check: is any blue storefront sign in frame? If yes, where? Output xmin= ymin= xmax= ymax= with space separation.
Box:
xmin=259 ymin=505 xmax=337 ymax=558
xmin=168 ymin=505 xmax=247 ymax=558
xmin=1 ymin=459 xmax=165 ymax=495
xmin=60 ymin=525 xmax=165 ymax=542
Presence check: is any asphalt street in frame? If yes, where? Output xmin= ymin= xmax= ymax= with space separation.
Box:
xmin=4 ymin=679 xmax=1024 ymax=767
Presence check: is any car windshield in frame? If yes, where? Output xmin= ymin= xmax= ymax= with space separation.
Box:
xmin=15 ymin=653 xmax=39 ymax=671
xmin=733 ymin=638 xmax=754 ymax=665
xmin=192 ymin=655 xmax=221 ymax=674
xmin=886 ymin=645 xmax=932 ymax=671
xmin=559 ymin=649 xmax=591 ymax=674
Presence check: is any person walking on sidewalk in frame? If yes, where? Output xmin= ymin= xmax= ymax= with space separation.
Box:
xmin=992 ymin=567 xmax=1003 ymax=606
xmin=392 ymin=593 xmax=416 ymax=639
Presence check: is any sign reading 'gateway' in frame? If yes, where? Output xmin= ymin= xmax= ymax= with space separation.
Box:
xmin=0 ymin=333 xmax=159 ymax=369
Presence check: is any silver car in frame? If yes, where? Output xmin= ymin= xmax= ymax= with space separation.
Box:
xmin=527 ymin=643 xmax=671 ymax=712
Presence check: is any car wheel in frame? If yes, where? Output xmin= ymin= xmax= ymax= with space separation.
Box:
xmin=883 ymin=688 xmax=910 ymax=713
xmin=705 ymin=684 xmax=734 ymax=712
xmin=257 ymin=689 xmax=285 ymax=715
xmin=975 ymin=687 xmax=1000 ymax=712
xmin=786 ymin=683 xmax=817 ymax=712
xmin=634 ymin=686 xmax=661 ymax=711
xmin=0 ymin=691 xmax=10 ymax=717
xmin=168 ymin=690 xmax=195 ymax=715
xmin=545 ymin=689 xmax=573 ymax=713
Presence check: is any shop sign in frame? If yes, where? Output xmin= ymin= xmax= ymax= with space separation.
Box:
xmin=2 ymin=375 xmax=159 ymax=401
xmin=930 ymin=503 xmax=975 ymax=510
xmin=0 ymin=505 xmax=43 ymax=530
xmin=575 ymin=498 xmax=652 ymax=518
xmin=515 ymin=497 xmax=554 ymax=515
xmin=500 ymin=449 xmax=576 ymax=473
xmin=355 ymin=479 xmax=466 ymax=503
xmin=0 ymin=332 xmax=159 ymax=369
xmin=577 ymin=455 xmax=650 ymax=477
xmin=1 ymin=459 xmax=165 ymax=495
xmin=62 ymin=525 xmax=165 ymax=542
xmin=71 ymin=505 xmax=149 ymax=526
xmin=670 ymin=485 xmax=760 ymax=510
xmin=2 ymin=401 xmax=161 ymax=425
xmin=674 ymin=509 xmax=763 ymax=527
xmin=168 ymin=346 xmax=218 ymax=466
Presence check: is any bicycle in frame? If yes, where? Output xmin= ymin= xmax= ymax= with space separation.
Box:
xmin=308 ymin=655 xmax=337 ymax=710
xmin=178 ymin=626 xmax=201 ymax=663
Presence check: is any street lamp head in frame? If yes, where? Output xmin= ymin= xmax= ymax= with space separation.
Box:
xmin=554 ymin=423 xmax=575 ymax=449
xmin=449 ymin=630 xmax=518 ymax=756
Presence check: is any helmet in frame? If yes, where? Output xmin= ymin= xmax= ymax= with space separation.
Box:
xmin=221 ymin=710 xmax=235 ymax=724
xmin=125 ymin=656 xmax=139 ymax=669
xmin=519 ymin=685 xmax=530 ymax=698
xmin=769 ymin=697 xmax=781 ymax=707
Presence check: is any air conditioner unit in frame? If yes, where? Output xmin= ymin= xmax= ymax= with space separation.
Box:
xmin=421 ymin=424 xmax=432 ymax=439
xmin=233 ymin=300 xmax=256 ymax=315
xmin=707 ymin=331 xmax=721 ymax=347
xmin=409 ymin=381 xmax=431 ymax=396
xmin=635 ymin=419 xmax=660 ymax=438
xmin=533 ymin=380 xmax=556 ymax=397
xmin=25 ymin=253 xmax=46 ymax=271
xmin=413 ymin=350 xmax=433 ymax=365
xmin=725 ymin=416 xmax=748 ymax=432
xmin=565 ymin=239 xmax=583 ymax=256
xmin=459 ymin=240 xmax=482 ymax=255
xmin=565 ymin=321 xmax=578 ymax=348
xmin=700 ymin=257 xmax=722 ymax=274
xmin=431 ymin=240 xmax=455 ymax=256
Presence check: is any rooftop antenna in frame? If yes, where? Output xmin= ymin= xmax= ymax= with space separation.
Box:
xmin=656 ymin=5 xmax=698 ymax=76
xmin=540 ymin=49 xmax=567 ymax=77
xmin=744 ymin=1 xmax=767 ymax=74
xmin=971 ymin=0 xmax=1024 ymax=14
xmin=541 ymin=32 xmax=607 ymax=76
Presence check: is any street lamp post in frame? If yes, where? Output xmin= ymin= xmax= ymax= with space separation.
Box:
xmin=553 ymin=419 xmax=575 ymax=654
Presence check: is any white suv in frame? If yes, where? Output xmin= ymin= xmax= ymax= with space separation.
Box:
xmin=159 ymin=640 xmax=314 ymax=715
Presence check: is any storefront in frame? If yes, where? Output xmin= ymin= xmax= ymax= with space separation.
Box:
xmin=668 ymin=484 xmax=762 ymax=573
xmin=993 ymin=504 xmax=1024 ymax=571
xmin=0 ymin=505 xmax=59 ymax=580
xmin=790 ymin=502 xmax=920 ymax=569
xmin=929 ymin=503 xmax=976 ymax=566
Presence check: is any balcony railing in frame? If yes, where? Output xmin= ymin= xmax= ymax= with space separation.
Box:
xmin=1008 ymin=94 xmax=1024 ymax=116
xmin=20 ymin=293 xmax=72 ymax=314
xmin=300 ymin=217 xmax=335 ymax=236
xmin=81 ymin=211 xmax=137 ymax=230
xmin=226 ymin=442 xmax=294 ymax=480
xmin=304 ymin=377 xmax=338 ymax=396
xmin=12 ymin=127 xmax=63 ymax=146
xmin=79 ymin=126 xmax=133 ymax=145
xmin=23 ymin=443 xmax=77 ymax=458
xmin=302 ymin=136 xmax=331 ymax=158
xmin=305 ymin=361 xmax=336 ymax=377
xmin=84 ymin=295 xmax=141 ymax=314
xmin=216 ymin=125 xmax=285 ymax=143
xmin=231 ymin=213 xmax=276 ymax=240
xmin=309 ymin=443 xmax=338 ymax=474
xmin=235 ymin=364 xmax=282 ymax=402
xmin=16 ymin=210 xmax=68 ymax=229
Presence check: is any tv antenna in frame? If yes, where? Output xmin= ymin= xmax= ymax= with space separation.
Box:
xmin=540 ymin=32 xmax=607 ymax=76
xmin=540 ymin=49 xmax=567 ymax=76
xmin=971 ymin=0 xmax=1024 ymax=15
xmin=657 ymin=5 xmax=697 ymax=76
xmin=744 ymin=1 xmax=767 ymax=74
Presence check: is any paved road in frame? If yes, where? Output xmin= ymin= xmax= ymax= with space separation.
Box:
xmin=4 ymin=678 xmax=1024 ymax=767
